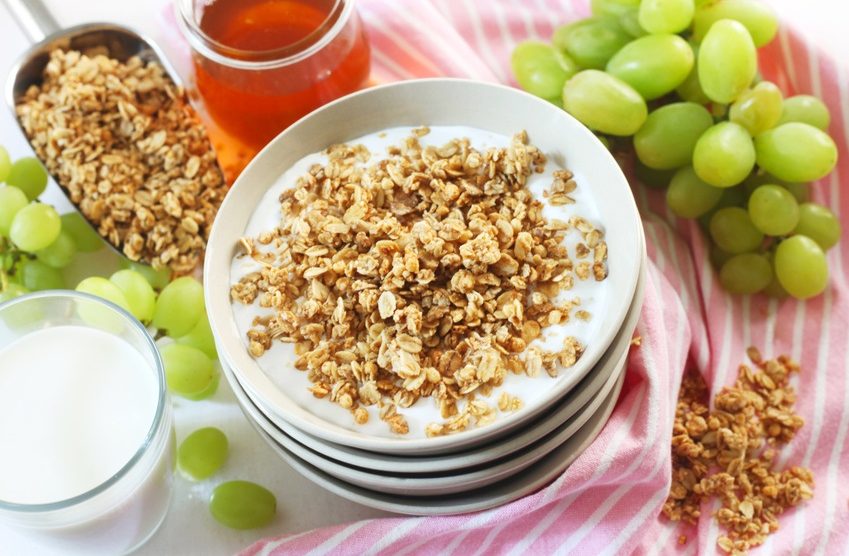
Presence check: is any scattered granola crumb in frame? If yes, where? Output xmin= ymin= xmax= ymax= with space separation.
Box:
xmin=630 ymin=335 xmax=642 ymax=347
xmin=231 ymin=130 xmax=607 ymax=435
xmin=662 ymin=348 xmax=814 ymax=554
xmin=16 ymin=49 xmax=227 ymax=273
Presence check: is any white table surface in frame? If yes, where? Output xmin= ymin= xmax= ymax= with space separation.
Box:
xmin=1 ymin=1 xmax=845 ymax=555
xmin=0 ymin=2 xmax=392 ymax=555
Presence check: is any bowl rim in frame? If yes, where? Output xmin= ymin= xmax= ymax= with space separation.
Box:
xmin=205 ymin=77 xmax=643 ymax=453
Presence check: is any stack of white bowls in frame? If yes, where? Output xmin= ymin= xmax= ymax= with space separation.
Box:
xmin=206 ymin=80 xmax=646 ymax=516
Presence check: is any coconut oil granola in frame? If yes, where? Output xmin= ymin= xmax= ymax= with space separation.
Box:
xmin=663 ymin=348 xmax=814 ymax=555
xmin=230 ymin=128 xmax=608 ymax=436
xmin=16 ymin=49 xmax=227 ymax=273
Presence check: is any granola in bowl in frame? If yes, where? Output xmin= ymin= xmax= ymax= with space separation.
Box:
xmin=229 ymin=125 xmax=610 ymax=438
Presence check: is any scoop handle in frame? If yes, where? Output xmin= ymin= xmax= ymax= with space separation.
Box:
xmin=2 ymin=0 xmax=60 ymax=43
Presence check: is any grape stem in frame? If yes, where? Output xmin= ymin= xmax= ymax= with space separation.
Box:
xmin=0 ymin=237 xmax=30 ymax=292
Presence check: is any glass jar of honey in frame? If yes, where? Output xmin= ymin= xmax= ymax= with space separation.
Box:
xmin=176 ymin=0 xmax=371 ymax=179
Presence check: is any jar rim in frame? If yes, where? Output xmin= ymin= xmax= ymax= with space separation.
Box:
xmin=0 ymin=290 xmax=168 ymax=514
xmin=175 ymin=0 xmax=354 ymax=70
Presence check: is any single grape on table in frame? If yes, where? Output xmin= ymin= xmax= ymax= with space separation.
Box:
xmin=209 ymin=480 xmax=276 ymax=530
xmin=178 ymin=427 xmax=229 ymax=481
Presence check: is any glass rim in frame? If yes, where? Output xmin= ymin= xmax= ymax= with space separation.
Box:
xmin=0 ymin=289 xmax=167 ymax=514
xmin=175 ymin=0 xmax=354 ymax=70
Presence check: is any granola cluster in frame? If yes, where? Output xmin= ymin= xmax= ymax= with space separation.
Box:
xmin=231 ymin=129 xmax=607 ymax=436
xmin=16 ymin=49 xmax=227 ymax=273
xmin=663 ymin=347 xmax=814 ymax=554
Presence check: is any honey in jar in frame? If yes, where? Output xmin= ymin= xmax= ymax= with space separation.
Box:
xmin=178 ymin=0 xmax=371 ymax=179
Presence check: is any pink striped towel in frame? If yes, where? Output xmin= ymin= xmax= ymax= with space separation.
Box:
xmin=235 ymin=1 xmax=849 ymax=553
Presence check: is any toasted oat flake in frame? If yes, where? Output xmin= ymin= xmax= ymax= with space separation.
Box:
xmin=231 ymin=130 xmax=608 ymax=435
xmin=662 ymin=349 xmax=814 ymax=554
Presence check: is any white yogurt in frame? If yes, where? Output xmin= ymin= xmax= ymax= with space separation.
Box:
xmin=0 ymin=326 xmax=157 ymax=504
xmin=230 ymin=126 xmax=609 ymax=439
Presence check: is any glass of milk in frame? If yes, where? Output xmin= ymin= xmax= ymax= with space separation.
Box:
xmin=0 ymin=291 xmax=174 ymax=555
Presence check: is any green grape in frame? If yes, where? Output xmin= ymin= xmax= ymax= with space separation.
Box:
xmin=634 ymin=102 xmax=713 ymax=169
xmin=76 ymin=276 xmax=132 ymax=311
xmin=152 ymin=276 xmax=204 ymax=337
xmin=792 ymin=203 xmax=841 ymax=250
xmin=667 ymin=166 xmax=723 ymax=218
xmin=210 ymin=481 xmax=276 ymax=530
xmin=693 ymin=122 xmax=755 ymax=188
xmin=778 ymin=95 xmax=831 ymax=130
xmin=552 ymin=17 xmax=632 ymax=69
xmin=697 ymin=185 xmax=747 ymax=229
xmin=747 ymin=185 xmax=799 ymax=236
xmin=710 ymin=244 xmax=735 ymax=269
xmin=35 ymin=230 xmax=77 ymax=269
xmin=9 ymin=203 xmax=61 ymax=252
xmin=19 ymin=259 xmax=64 ymax=291
xmin=178 ymin=427 xmax=229 ymax=481
xmin=618 ymin=8 xmax=647 ymax=37
xmin=692 ymin=0 xmax=778 ymax=47
xmin=634 ymin=162 xmax=676 ymax=188
xmin=698 ymin=19 xmax=757 ymax=104
xmin=110 ymin=269 xmax=156 ymax=322
xmin=6 ymin=157 xmax=48 ymax=201
xmin=192 ymin=370 xmax=220 ymax=401
xmin=605 ymin=34 xmax=694 ymax=100
xmin=592 ymin=0 xmax=640 ymax=17
xmin=743 ymin=172 xmax=809 ymax=203
xmin=511 ymin=42 xmax=579 ymax=99
xmin=75 ymin=277 xmax=131 ymax=331
xmin=562 ymin=70 xmax=648 ymax=136
xmin=774 ymin=235 xmax=828 ymax=299
xmin=675 ymin=43 xmax=710 ymax=104
xmin=177 ymin=309 xmax=218 ymax=360
xmin=710 ymin=207 xmax=764 ymax=253
xmin=0 ymin=283 xmax=29 ymax=304
xmin=0 ymin=186 xmax=29 ymax=237
xmin=754 ymin=123 xmax=837 ymax=183
xmin=763 ymin=271 xmax=788 ymax=298
xmin=60 ymin=212 xmax=104 ymax=253
xmin=120 ymin=260 xmax=172 ymax=290
xmin=729 ymin=81 xmax=783 ymax=136
xmin=0 ymin=147 xmax=11 ymax=182
xmin=161 ymin=343 xmax=216 ymax=399
xmin=719 ymin=253 xmax=772 ymax=294
xmin=638 ymin=0 xmax=695 ymax=34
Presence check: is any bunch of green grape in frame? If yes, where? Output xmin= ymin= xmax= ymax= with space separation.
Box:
xmin=0 ymin=147 xmax=106 ymax=300
xmin=510 ymin=0 xmax=840 ymax=299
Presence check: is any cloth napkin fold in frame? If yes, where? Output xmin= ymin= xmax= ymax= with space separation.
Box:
xmin=224 ymin=1 xmax=849 ymax=553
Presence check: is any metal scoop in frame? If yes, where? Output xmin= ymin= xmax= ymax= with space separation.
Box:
xmin=3 ymin=0 xmax=217 ymax=265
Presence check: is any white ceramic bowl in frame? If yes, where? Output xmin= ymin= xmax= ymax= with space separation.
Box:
xmin=231 ymin=343 xmax=627 ymax=496
xmin=205 ymin=78 xmax=642 ymax=454
xmin=245 ymin=371 xmax=626 ymax=516
xmin=224 ymin=250 xmax=645 ymax=475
